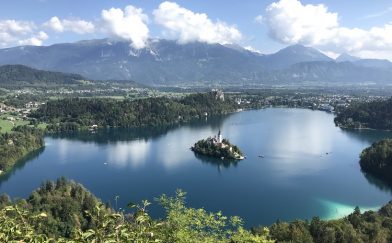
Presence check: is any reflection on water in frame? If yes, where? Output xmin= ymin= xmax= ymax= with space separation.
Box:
xmin=193 ymin=153 xmax=240 ymax=171
xmin=47 ymin=115 xmax=230 ymax=145
xmin=270 ymin=110 xmax=333 ymax=156
xmin=362 ymin=172 xmax=392 ymax=194
xmin=340 ymin=128 xmax=392 ymax=145
xmin=107 ymin=140 xmax=151 ymax=168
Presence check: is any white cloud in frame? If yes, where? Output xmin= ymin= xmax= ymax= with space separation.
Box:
xmin=18 ymin=31 xmax=48 ymax=46
xmin=44 ymin=17 xmax=63 ymax=32
xmin=264 ymin=0 xmax=392 ymax=59
xmin=265 ymin=0 xmax=338 ymax=45
xmin=101 ymin=5 xmax=149 ymax=49
xmin=0 ymin=20 xmax=48 ymax=47
xmin=319 ymin=50 xmax=339 ymax=59
xmin=244 ymin=45 xmax=262 ymax=54
xmin=153 ymin=1 xmax=242 ymax=45
xmin=254 ymin=15 xmax=263 ymax=24
xmin=43 ymin=16 xmax=95 ymax=34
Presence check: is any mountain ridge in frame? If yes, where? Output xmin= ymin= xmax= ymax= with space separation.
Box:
xmin=0 ymin=39 xmax=391 ymax=86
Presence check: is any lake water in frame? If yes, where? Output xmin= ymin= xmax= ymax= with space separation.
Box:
xmin=1 ymin=108 xmax=392 ymax=227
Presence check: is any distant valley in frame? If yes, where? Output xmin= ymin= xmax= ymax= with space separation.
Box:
xmin=0 ymin=39 xmax=391 ymax=86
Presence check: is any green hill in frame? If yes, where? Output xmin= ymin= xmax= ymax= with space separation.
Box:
xmin=0 ymin=64 xmax=87 ymax=86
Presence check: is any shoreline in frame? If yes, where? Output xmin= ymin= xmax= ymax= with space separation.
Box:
xmin=336 ymin=124 xmax=392 ymax=132
xmin=0 ymin=145 xmax=45 ymax=175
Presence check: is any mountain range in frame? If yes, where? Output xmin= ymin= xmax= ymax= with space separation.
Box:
xmin=0 ymin=38 xmax=391 ymax=86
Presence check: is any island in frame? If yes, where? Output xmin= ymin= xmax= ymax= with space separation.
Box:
xmin=191 ymin=130 xmax=244 ymax=160
xmin=359 ymin=139 xmax=392 ymax=182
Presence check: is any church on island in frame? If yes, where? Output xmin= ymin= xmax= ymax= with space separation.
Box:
xmin=191 ymin=130 xmax=245 ymax=160
xmin=212 ymin=130 xmax=223 ymax=144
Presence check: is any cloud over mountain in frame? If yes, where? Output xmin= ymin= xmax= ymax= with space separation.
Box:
xmin=101 ymin=5 xmax=150 ymax=49
xmin=153 ymin=1 xmax=242 ymax=45
xmin=264 ymin=0 xmax=392 ymax=59
xmin=18 ymin=31 xmax=48 ymax=46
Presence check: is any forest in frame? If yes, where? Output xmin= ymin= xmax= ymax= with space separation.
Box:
xmin=0 ymin=126 xmax=44 ymax=173
xmin=334 ymin=98 xmax=392 ymax=130
xmin=360 ymin=139 xmax=392 ymax=182
xmin=31 ymin=91 xmax=237 ymax=132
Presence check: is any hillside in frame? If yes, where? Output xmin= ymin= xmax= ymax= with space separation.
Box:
xmin=282 ymin=61 xmax=392 ymax=83
xmin=0 ymin=64 xmax=86 ymax=86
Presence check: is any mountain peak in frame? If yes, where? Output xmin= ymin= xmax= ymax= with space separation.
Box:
xmin=278 ymin=44 xmax=328 ymax=57
xmin=265 ymin=44 xmax=332 ymax=68
xmin=336 ymin=53 xmax=360 ymax=62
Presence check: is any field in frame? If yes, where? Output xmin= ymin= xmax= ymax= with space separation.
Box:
xmin=0 ymin=119 xmax=13 ymax=133
xmin=0 ymin=114 xmax=30 ymax=133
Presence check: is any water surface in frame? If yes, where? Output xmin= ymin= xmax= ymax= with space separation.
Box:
xmin=1 ymin=108 xmax=392 ymax=227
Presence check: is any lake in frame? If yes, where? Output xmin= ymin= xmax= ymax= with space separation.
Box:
xmin=1 ymin=108 xmax=392 ymax=227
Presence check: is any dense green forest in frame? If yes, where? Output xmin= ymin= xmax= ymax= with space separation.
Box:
xmin=0 ymin=126 xmax=44 ymax=173
xmin=192 ymin=138 xmax=244 ymax=160
xmin=360 ymin=139 xmax=392 ymax=182
xmin=3 ymin=178 xmax=392 ymax=242
xmin=334 ymin=98 xmax=392 ymax=130
xmin=31 ymin=91 xmax=237 ymax=132
xmin=0 ymin=178 xmax=272 ymax=242
xmin=0 ymin=65 xmax=86 ymax=86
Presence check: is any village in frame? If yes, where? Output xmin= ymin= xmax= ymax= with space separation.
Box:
xmin=0 ymin=101 xmax=43 ymax=133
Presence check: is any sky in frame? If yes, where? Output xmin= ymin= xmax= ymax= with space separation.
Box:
xmin=1 ymin=0 xmax=392 ymax=59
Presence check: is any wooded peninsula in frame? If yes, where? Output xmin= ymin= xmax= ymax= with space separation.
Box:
xmin=31 ymin=91 xmax=238 ymax=132
xmin=334 ymin=98 xmax=392 ymax=130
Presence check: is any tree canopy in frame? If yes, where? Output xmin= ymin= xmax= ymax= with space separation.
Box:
xmin=334 ymin=98 xmax=392 ymax=130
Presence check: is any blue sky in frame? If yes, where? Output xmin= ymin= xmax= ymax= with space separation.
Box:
xmin=1 ymin=0 xmax=392 ymax=59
